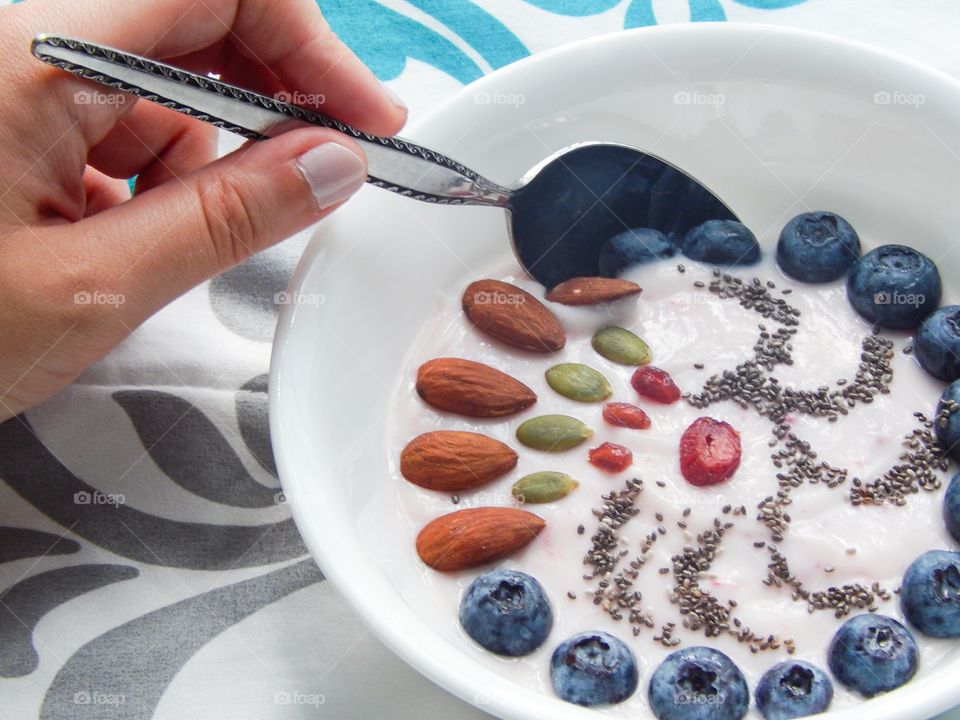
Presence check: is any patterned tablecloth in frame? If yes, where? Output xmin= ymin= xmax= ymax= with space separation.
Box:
xmin=3 ymin=1 xmax=960 ymax=718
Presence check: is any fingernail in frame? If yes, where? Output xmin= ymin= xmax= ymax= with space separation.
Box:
xmin=382 ymin=82 xmax=407 ymax=113
xmin=295 ymin=142 xmax=367 ymax=209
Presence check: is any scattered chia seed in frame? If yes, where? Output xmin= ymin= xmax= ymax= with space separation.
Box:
xmin=694 ymin=363 xmax=705 ymax=370
xmin=765 ymin=546 xmax=889 ymax=618
xmin=581 ymin=478 xmax=654 ymax=635
xmin=678 ymin=264 xmax=686 ymax=273
xmin=567 ymin=591 xmax=576 ymax=600
xmin=694 ymin=281 xmax=706 ymax=288
xmin=577 ymin=524 xmax=585 ymax=535
xmin=451 ymin=494 xmax=460 ymax=504
xmin=668 ymin=518 xmax=788 ymax=652
xmin=656 ymin=480 xmax=666 ymax=488
xmin=850 ymin=411 xmax=948 ymax=505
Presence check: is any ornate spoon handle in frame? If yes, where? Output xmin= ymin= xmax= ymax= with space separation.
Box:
xmin=31 ymin=34 xmax=513 ymax=208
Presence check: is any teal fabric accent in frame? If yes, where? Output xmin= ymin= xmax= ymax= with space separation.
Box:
xmin=623 ymin=0 xmax=657 ymax=28
xmin=690 ymin=0 xmax=728 ymax=21
xmin=733 ymin=0 xmax=807 ymax=8
xmin=519 ymin=0 xmax=621 ymax=14
xmin=316 ymin=0 xmax=484 ymax=82
xmin=406 ymin=0 xmax=529 ymax=70
xmin=624 ymin=0 xmax=656 ymax=28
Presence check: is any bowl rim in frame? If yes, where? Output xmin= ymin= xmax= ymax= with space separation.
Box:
xmin=270 ymin=21 xmax=960 ymax=720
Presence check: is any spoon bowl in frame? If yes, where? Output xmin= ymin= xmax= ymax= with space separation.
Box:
xmin=508 ymin=142 xmax=738 ymax=287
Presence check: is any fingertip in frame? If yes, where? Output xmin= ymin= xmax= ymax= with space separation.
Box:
xmin=381 ymin=82 xmax=409 ymax=133
xmin=294 ymin=140 xmax=368 ymax=210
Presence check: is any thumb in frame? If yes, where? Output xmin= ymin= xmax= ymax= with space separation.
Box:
xmin=63 ymin=127 xmax=367 ymax=320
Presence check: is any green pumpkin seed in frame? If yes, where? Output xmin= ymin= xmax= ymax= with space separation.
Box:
xmin=545 ymin=363 xmax=612 ymax=402
xmin=516 ymin=415 xmax=593 ymax=451
xmin=512 ymin=471 xmax=579 ymax=503
xmin=592 ymin=326 xmax=651 ymax=366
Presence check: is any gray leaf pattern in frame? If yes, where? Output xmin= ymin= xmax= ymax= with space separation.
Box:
xmin=39 ymin=559 xmax=323 ymax=720
xmin=113 ymin=389 xmax=278 ymax=508
xmin=0 ymin=416 xmax=308 ymax=570
xmin=208 ymin=234 xmax=308 ymax=342
xmin=0 ymin=527 xmax=80 ymax=564
xmin=0 ymin=564 xmax=138 ymax=677
xmin=236 ymin=374 xmax=278 ymax=477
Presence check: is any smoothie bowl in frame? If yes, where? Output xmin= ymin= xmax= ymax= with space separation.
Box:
xmin=270 ymin=24 xmax=960 ymax=720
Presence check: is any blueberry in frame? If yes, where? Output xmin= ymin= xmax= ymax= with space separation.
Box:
xmin=598 ymin=228 xmax=675 ymax=277
xmin=846 ymin=245 xmax=941 ymax=329
xmin=458 ymin=569 xmax=552 ymax=656
xmin=648 ymin=646 xmax=749 ymax=720
xmin=550 ymin=631 xmax=638 ymax=706
xmin=915 ymin=306 xmax=960 ymax=381
xmin=755 ymin=660 xmax=833 ymax=720
xmin=946 ymin=474 xmax=960 ymax=543
xmin=682 ymin=220 xmax=760 ymax=266
xmin=827 ymin=613 xmax=918 ymax=697
xmin=936 ymin=382 xmax=960 ymax=462
xmin=776 ymin=211 xmax=860 ymax=282
xmin=900 ymin=549 xmax=960 ymax=638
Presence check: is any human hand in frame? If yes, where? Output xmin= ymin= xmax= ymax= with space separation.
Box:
xmin=0 ymin=0 xmax=405 ymax=420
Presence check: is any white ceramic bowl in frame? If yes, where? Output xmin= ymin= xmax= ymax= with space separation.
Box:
xmin=270 ymin=23 xmax=960 ymax=720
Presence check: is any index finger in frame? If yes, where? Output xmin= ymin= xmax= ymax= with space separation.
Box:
xmin=20 ymin=0 xmax=406 ymax=136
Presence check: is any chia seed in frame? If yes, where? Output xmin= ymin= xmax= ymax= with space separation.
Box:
xmin=851 ymin=411 xmax=948 ymax=505
xmin=581 ymin=478 xmax=653 ymax=634
xmin=667 ymin=518 xmax=789 ymax=652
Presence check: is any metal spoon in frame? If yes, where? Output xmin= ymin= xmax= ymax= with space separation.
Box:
xmin=31 ymin=34 xmax=737 ymax=288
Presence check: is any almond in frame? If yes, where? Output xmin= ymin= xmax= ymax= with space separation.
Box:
xmin=462 ymin=279 xmax=565 ymax=352
xmin=416 ymin=507 xmax=545 ymax=571
xmin=545 ymin=276 xmax=642 ymax=306
xmin=400 ymin=431 xmax=518 ymax=491
xmin=416 ymin=358 xmax=536 ymax=417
